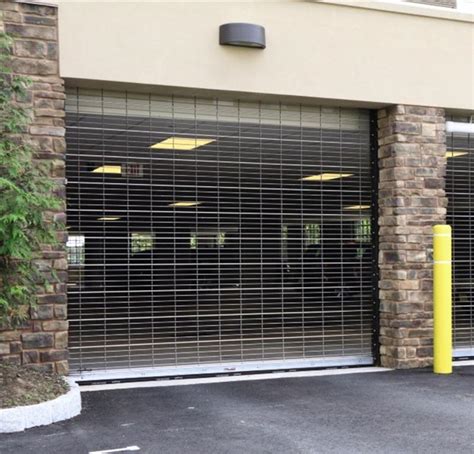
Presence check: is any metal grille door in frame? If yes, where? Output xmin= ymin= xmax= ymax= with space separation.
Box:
xmin=65 ymin=89 xmax=375 ymax=379
xmin=447 ymin=123 xmax=474 ymax=358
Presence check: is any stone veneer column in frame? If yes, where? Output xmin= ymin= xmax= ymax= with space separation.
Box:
xmin=0 ymin=1 xmax=68 ymax=374
xmin=378 ymin=105 xmax=447 ymax=368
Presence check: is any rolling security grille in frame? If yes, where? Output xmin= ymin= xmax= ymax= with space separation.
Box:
xmin=65 ymin=88 xmax=374 ymax=377
xmin=446 ymin=120 xmax=474 ymax=357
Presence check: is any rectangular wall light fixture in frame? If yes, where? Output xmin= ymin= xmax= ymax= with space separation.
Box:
xmin=344 ymin=205 xmax=371 ymax=210
xmin=169 ymin=201 xmax=201 ymax=208
xmin=92 ymin=165 xmax=122 ymax=174
xmin=301 ymin=173 xmax=353 ymax=182
xmin=97 ymin=216 xmax=121 ymax=221
xmin=151 ymin=137 xmax=215 ymax=151
xmin=446 ymin=151 xmax=468 ymax=158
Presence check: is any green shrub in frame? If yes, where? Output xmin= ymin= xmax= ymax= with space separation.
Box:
xmin=0 ymin=32 xmax=61 ymax=327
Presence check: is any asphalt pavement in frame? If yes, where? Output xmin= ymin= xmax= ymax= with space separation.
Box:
xmin=1 ymin=366 xmax=473 ymax=454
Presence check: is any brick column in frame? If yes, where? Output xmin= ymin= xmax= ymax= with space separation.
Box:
xmin=378 ymin=105 xmax=447 ymax=369
xmin=0 ymin=2 xmax=68 ymax=374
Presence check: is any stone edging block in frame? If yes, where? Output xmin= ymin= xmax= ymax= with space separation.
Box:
xmin=0 ymin=378 xmax=81 ymax=433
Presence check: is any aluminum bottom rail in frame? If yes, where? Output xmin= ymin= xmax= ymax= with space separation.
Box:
xmin=71 ymin=355 xmax=373 ymax=383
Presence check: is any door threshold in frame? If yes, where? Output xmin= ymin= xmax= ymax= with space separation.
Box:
xmin=71 ymin=355 xmax=373 ymax=384
xmin=78 ymin=366 xmax=390 ymax=392
xmin=453 ymin=359 xmax=474 ymax=367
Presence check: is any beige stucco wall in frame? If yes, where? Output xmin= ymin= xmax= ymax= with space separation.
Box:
xmin=57 ymin=1 xmax=474 ymax=111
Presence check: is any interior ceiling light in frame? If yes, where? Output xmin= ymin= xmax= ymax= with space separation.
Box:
xmin=301 ymin=173 xmax=353 ymax=182
xmin=92 ymin=165 xmax=122 ymax=174
xmin=344 ymin=205 xmax=371 ymax=210
xmin=97 ymin=216 xmax=121 ymax=221
xmin=151 ymin=137 xmax=215 ymax=151
xmin=446 ymin=151 xmax=468 ymax=158
xmin=169 ymin=201 xmax=201 ymax=208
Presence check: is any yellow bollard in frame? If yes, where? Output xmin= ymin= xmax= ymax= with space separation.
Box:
xmin=433 ymin=224 xmax=452 ymax=374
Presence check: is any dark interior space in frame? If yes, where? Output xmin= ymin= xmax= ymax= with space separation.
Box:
xmin=65 ymin=92 xmax=374 ymax=371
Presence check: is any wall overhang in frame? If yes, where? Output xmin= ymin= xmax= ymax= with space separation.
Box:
xmin=57 ymin=1 xmax=474 ymax=111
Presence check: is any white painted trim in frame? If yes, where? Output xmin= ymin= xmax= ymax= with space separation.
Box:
xmin=316 ymin=0 xmax=474 ymax=23
xmin=0 ymin=378 xmax=81 ymax=433
xmin=456 ymin=0 xmax=474 ymax=14
xmin=79 ymin=366 xmax=391 ymax=392
xmin=14 ymin=0 xmax=58 ymax=8
xmin=453 ymin=347 xmax=474 ymax=357
xmin=446 ymin=121 xmax=474 ymax=134
xmin=89 ymin=447 xmax=140 ymax=454
xmin=453 ymin=359 xmax=474 ymax=367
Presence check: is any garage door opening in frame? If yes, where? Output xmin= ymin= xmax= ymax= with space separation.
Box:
xmin=447 ymin=119 xmax=474 ymax=358
xmin=65 ymin=89 xmax=376 ymax=379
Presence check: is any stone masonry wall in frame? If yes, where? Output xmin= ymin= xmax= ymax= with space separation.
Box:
xmin=0 ymin=1 xmax=68 ymax=374
xmin=378 ymin=105 xmax=447 ymax=369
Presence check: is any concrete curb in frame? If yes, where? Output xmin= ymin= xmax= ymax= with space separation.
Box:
xmin=0 ymin=378 xmax=81 ymax=433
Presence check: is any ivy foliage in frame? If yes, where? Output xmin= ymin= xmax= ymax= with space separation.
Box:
xmin=0 ymin=32 xmax=61 ymax=327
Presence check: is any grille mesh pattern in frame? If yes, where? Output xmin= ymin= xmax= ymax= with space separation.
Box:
xmin=65 ymin=88 xmax=375 ymax=374
xmin=446 ymin=123 xmax=474 ymax=357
